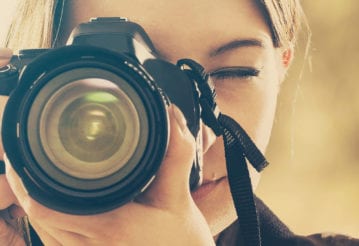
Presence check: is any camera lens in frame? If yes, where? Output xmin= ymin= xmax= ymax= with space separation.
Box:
xmin=59 ymin=92 xmax=126 ymax=163
xmin=40 ymin=78 xmax=140 ymax=179
xmin=2 ymin=46 xmax=169 ymax=214
xmin=25 ymin=67 xmax=154 ymax=191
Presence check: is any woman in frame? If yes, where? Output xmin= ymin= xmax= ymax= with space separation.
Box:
xmin=0 ymin=0 xmax=358 ymax=245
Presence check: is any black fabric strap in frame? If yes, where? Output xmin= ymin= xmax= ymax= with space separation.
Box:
xmin=220 ymin=114 xmax=268 ymax=246
xmin=219 ymin=114 xmax=268 ymax=172
xmin=223 ymin=136 xmax=260 ymax=246
xmin=177 ymin=58 xmax=270 ymax=246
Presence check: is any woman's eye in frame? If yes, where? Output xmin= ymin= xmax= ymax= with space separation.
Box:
xmin=209 ymin=66 xmax=260 ymax=81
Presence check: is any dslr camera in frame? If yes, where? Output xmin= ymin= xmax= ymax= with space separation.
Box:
xmin=0 ymin=17 xmax=207 ymax=214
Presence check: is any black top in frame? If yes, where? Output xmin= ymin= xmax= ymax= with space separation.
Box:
xmin=217 ymin=196 xmax=359 ymax=246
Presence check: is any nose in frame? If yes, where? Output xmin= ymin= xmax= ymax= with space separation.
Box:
xmin=201 ymin=122 xmax=217 ymax=154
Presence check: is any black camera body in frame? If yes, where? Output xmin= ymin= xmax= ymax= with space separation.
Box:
xmin=0 ymin=18 xmax=202 ymax=214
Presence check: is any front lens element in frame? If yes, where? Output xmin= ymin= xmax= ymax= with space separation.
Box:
xmin=58 ymin=92 xmax=126 ymax=163
xmin=38 ymin=78 xmax=141 ymax=179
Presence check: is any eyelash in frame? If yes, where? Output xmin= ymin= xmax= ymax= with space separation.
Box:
xmin=209 ymin=66 xmax=260 ymax=81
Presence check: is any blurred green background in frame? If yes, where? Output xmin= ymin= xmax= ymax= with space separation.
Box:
xmin=257 ymin=0 xmax=359 ymax=238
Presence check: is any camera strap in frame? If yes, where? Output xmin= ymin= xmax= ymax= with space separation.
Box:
xmin=178 ymin=59 xmax=269 ymax=246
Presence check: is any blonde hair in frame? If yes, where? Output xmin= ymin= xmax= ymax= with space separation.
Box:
xmin=6 ymin=0 xmax=307 ymax=52
xmin=5 ymin=0 xmax=59 ymax=50
xmin=259 ymin=0 xmax=306 ymax=48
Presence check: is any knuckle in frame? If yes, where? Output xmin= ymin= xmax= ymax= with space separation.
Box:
xmin=21 ymin=198 xmax=48 ymax=221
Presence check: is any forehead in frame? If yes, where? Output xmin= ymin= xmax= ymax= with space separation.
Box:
xmin=64 ymin=0 xmax=272 ymax=61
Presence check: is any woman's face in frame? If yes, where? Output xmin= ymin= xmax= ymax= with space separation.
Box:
xmin=62 ymin=0 xmax=289 ymax=236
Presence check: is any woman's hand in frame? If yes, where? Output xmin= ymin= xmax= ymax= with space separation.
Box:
xmin=0 ymin=48 xmax=12 ymax=67
xmin=0 ymin=47 xmax=13 ymax=158
xmin=5 ymin=104 xmax=215 ymax=245
xmin=0 ymin=176 xmax=26 ymax=246
xmin=0 ymin=47 xmax=27 ymax=246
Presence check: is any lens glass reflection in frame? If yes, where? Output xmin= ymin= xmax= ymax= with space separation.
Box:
xmin=39 ymin=78 xmax=141 ymax=179
xmin=58 ymin=92 xmax=126 ymax=162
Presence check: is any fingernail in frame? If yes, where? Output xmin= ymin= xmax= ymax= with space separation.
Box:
xmin=0 ymin=48 xmax=13 ymax=60
xmin=171 ymin=105 xmax=188 ymax=133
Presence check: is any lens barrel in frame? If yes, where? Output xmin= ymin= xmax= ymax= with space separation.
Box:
xmin=2 ymin=46 xmax=169 ymax=214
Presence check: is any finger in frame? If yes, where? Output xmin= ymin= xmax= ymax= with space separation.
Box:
xmin=0 ymin=97 xmax=9 ymax=158
xmin=0 ymin=209 xmax=24 ymax=236
xmin=0 ymin=174 xmax=18 ymax=209
xmin=0 ymin=219 xmax=15 ymax=244
xmin=29 ymin=220 xmax=61 ymax=246
xmin=30 ymin=218 xmax=95 ymax=246
xmin=0 ymin=217 xmax=25 ymax=246
xmin=4 ymin=157 xmax=117 ymax=236
xmin=0 ymin=206 xmax=25 ymax=222
xmin=8 ymin=205 xmax=26 ymax=219
xmin=0 ymin=206 xmax=26 ymax=238
xmin=4 ymin=156 xmax=54 ymax=226
xmin=138 ymin=104 xmax=196 ymax=209
xmin=0 ymin=48 xmax=12 ymax=68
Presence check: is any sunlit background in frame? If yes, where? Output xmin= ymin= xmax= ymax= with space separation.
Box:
xmin=0 ymin=0 xmax=17 ymax=44
xmin=0 ymin=0 xmax=358 ymax=239
xmin=257 ymin=0 xmax=359 ymax=238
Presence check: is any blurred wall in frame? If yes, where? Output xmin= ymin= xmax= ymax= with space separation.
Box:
xmin=257 ymin=0 xmax=359 ymax=238
xmin=0 ymin=0 xmax=17 ymax=45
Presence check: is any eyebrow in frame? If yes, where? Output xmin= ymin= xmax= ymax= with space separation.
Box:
xmin=209 ymin=39 xmax=265 ymax=57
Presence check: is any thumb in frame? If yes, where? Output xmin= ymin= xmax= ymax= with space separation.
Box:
xmin=0 ymin=48 xmax=12 ymax=67
xmin=138 ymin=104 xmax=196 ymax=209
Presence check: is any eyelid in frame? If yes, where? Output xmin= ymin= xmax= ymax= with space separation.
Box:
xmin=208 ymin=66 xmax=261 ymax=77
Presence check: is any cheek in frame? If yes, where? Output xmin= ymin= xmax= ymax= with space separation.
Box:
xmin=199 ymin=70 xmax=280 ymax=233
xmin=215 ymin=75 xmax=280 ymax=152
